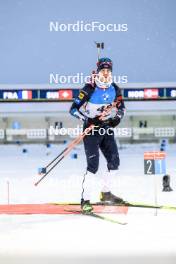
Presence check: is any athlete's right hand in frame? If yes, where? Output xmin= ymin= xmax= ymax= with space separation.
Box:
xmin=85 ymin=116 xmax=103 ymax=127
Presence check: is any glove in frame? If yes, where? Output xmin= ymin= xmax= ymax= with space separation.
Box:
xmin=105 ymin=109 xmax=124 ymax=128
xmin=104 ymin=116 xmax=121 ymax=128
xmin=85 ymin=116 xmax=104 ymax=127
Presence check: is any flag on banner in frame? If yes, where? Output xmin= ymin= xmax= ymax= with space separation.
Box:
xmin=144 ymin=88 xmax=159 ymax=99
xmin=18 ymin=90 xmax=33 ymax=100
xmin=59 ymin=90 xmax=73 ymax=100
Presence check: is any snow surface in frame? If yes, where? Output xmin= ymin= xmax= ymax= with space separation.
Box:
xmin=0 ymin=142 xmax=176 ymax=264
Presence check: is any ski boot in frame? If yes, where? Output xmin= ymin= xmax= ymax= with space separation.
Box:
xmin=81 ymin=199 xmax=93 ymax=213
xmin=100 ymin=191 xmax=126 ymax=205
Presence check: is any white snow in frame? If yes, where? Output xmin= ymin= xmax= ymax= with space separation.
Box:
xmin=0 ymin=142 xmax=176 ymax=264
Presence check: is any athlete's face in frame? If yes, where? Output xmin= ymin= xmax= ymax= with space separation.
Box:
xmin=98 ymin=69 xmax=112 ymax=83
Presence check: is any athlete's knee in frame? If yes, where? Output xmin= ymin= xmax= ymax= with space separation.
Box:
xmin=86 ymin=153 xmax=99 ymax=174
xmin=108 ymin=164 xmax=118 ymax=170
xmin=87 ymin=168 xmax=98 ymax=174
xmin=107 ymin=155 xmax=120 ymax=170
xmin=87 ymin=162 xmax=99 ymax=174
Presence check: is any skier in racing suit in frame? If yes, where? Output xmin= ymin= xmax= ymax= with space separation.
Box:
xmin=70 ymin=58 xmax=126 ymax=212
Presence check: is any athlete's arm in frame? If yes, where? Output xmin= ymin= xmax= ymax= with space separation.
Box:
xmin=69 ymin=84 xmax=94 ymax=121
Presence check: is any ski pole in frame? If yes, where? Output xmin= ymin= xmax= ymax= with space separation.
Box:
xmin=34 ymin=125 xmax=94 ymax=186
xmin=40 ymin=130 xmax=89 ymax=173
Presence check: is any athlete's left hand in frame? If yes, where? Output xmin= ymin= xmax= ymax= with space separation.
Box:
xmin=103 ymin=116 xmax=121 ymax=128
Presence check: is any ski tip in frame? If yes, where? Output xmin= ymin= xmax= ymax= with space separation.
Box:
xmin=109 ymin=219 xmax=127 ymax=225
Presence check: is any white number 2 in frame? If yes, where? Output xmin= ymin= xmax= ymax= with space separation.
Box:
xmin=147 ymin=160 xmax=152 ymax=174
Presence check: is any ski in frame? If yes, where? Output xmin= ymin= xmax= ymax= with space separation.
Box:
xmin=52 ymin=202 xmax=176 ymax=211
xmin=124 ymin=202 xmax=176 ymax=211
xmin=64 ymin=209 xmax=127 ymax=225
